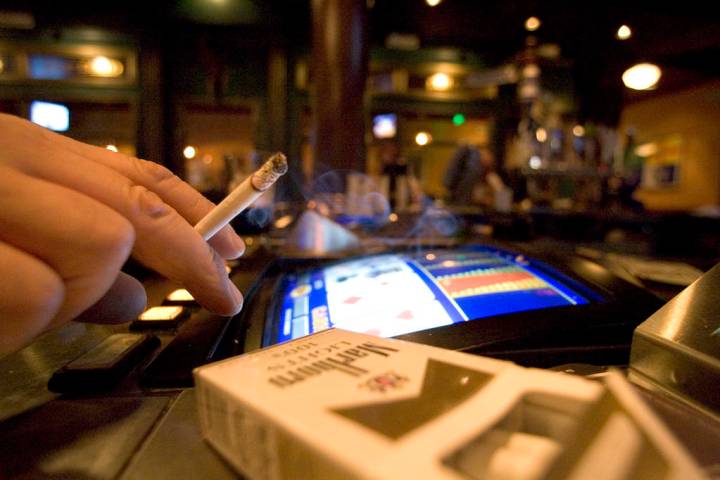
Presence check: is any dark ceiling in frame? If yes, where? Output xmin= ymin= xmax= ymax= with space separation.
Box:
xmin=3 ymin=0 xmax=719 ymax=123
xmin=367 ymin=0 xmax=720 ymax=118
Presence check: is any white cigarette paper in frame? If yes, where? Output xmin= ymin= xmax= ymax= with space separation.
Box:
xmin=194 ymin=152 xmax=288 ymax=240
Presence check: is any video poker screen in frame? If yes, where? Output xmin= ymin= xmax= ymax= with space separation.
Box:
xmin=270 ymin=246 xmax=599 ymax=345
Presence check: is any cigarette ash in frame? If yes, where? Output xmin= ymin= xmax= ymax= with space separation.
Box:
xmin=251 ymin=152 xmax=288 ymax=191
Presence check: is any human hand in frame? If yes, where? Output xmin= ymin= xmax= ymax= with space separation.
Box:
xmin=0 ymin=113 xmax=245 ymax=354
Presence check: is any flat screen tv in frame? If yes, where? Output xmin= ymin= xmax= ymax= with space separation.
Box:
xmin=30 ymin=100 xmax=70 ymax=132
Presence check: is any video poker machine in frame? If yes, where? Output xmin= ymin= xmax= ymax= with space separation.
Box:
xmin=0 ymin=240 xmax=673 ymax=479
xmin=232 ymin=243 xmax=663 ymax=369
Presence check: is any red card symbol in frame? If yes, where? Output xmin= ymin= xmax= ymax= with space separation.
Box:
xmin=397 ymin=310 xmax=414 ymax=320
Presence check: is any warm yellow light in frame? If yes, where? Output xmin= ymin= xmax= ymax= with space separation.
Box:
xmin=522 ymin=63 xmax=540 ymax=79
xmin=388 ymin=213 xmax=399 ymax=222
xmin=139 ymin=306 xmax=183 ymax=321
xmin=105 ymin=144 xmax=118 ymax=152
xmin=274 ymin=214 xmax=294 ymax=229
xmin=415 ymin=131 xmax=431 ymax=146
xmin=616 ymin=25 xmax=632 ymax=40
xmin=0 ymin=58 xmax=4 ymax=74
xmin=525 ymin=17 xmax=541 ymax=31
xmin=183 ymin=146 xmax=197 ymax=159
xmin=535 ymin=128 xmax=547 ymax=143
xmin=166 ymin=288 xmax=194 ymax=302
xmin=635 ymin=142 xmax=658 ymax=157
xmin=85 ymin=56 xmax=124 ymax=77
xmin=622 ymin=63 xmax=661 ymax=90
xmin=572 ymin=125 xmax=585 ymax=137
xmin=426 ymin=0 xmax=442 ymax=6
xmin=425 ymin=253 xmax=436 ymax=261
xmin=426 ymin=72 xmax=453 ymax=91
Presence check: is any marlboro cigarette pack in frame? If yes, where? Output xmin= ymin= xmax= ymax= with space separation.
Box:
xmin=194 ymin=329 xmax=706 ymax=480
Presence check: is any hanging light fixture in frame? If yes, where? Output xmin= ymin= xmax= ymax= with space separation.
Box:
xmin=525 ymin=16 xmax=541 ymax=32
xmin=616 ymin=25 xmax=632 ymax=40
xmin=622 ymin=63 xmax=661 ymax=90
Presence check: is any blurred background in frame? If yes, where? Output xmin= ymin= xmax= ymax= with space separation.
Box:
xmin=1 ymin=0 xmax=719 ymax=261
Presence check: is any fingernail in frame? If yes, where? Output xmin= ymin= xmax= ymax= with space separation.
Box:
xmin=229 ymin=284 xmax=244 ymax=312
xmin=231 ymin=233 xmax=246 ymax=256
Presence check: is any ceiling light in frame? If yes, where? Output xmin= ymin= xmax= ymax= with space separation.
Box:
xmin=105 ymin=144 xmax=118 ymax=152
xmin=84 ymin=56 xmax=124 ymax=77
xmin=415 ymin=131 xmax=431 ymax=146
xmin=572 ymin=125 xmax=585 ymax=137
xmin=522 ymin=63 xmax=540 ymax=79
xmin=622 ymin=63 xmax=661 ymax=90
xmin=616 ymin=25 xmax=632 ymax=40
xmin=426 ymin=0 xmax=442 ymax=6
xmin=635 ymin=142 xmax=658 ymax=157
xmin=183 ymin=146 xmax=197 ymax=159
xmin=525 ymin=17 xmax=541 ymax=32
xmin=535 ymin=128 xmax=547 ymax=143
xmin=426 ymin=72 xmax=453 ymax=91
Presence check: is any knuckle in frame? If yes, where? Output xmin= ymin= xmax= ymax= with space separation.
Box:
xmin=128 ymin=184 xmax=171 ymax=218
xmin=90 ymin=210 xmax=136 ymax=261
xmin=136 ymin=158 xmax=175 ymax=183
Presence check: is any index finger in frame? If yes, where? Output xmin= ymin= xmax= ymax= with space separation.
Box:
xmin=23 ymin=121 xmax=245 ymax=259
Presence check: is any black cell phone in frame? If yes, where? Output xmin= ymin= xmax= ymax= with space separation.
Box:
xmin=48 ymin=333 xmax=160 ymax=393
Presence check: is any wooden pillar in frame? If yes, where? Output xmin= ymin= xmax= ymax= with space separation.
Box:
xmin=311 ymin=0 xmax=368 ymax=185
xmin=137 ymin=41 xmax=166 ymax=165
xmin=267 ymin=47 xmax=288 ymax=154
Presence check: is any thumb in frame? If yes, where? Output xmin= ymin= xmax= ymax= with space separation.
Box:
xmin=73 ymin=272 xmax=147 ymax=324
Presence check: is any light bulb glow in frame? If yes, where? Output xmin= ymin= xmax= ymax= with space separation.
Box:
xmin=426 ymin=0 xmax=442 ymax=5
xmin=85 ymin=56 xmax=124 ymax=77
xmin=535 ymin=128 xmax=547 ymax=143
xmin=572 ymin=125 xmax=585 ymax=137
xmin=183 ymin=146 xmax=197 ymax=159
xmin=635 ymin=142 xmax=658 ymax=157
xmin=522 ymin=63 xmax=540 ymax=79
xmin=622 ymin=63 xmax=661 ymax=90
xmin=105 ymin=144 xmax=118 ymax=152
xmin=426 ymin=72 xmax=453 ymax=91
xmin=616 ymin=25 xmax=632 ymax=40
xmin=525 ymin=17 xmax=541 ymax=31
xmin=415 ymin=131 xmax=431 ymax=146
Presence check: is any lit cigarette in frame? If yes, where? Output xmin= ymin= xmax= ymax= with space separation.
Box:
xmin=194 ymin=152 xmax=288 ymax=240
